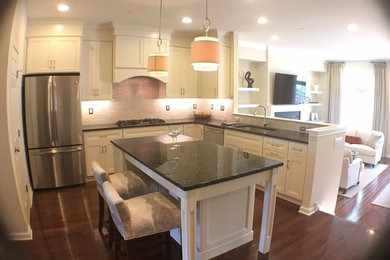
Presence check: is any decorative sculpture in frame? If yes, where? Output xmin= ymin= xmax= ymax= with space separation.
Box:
xmin=244 ymin=71 xmax=254 ymax=88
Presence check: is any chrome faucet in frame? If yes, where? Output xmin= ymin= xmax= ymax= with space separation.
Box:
xmin=253 ymin=105 xmax=269 ymax=127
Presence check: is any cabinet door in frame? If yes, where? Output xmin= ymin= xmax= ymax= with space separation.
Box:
xmin=115 ymin=36 xmax=143 ymax=68
xmin=183 ymin=124 xmax=196 ymax=138
xmin=166 ymin=47 xmax=183 ymax=97
xmin=52 ymin=37 xmax=81 ymax=72
xmin=263 ymin=149 xmax=288 ymax=193
xmin=102 ymin=131 xmax=123 ymax=173
xmin=26 ymin=37 xmax=52 ymax=73
xmin=197 ymin=70 xmax=218 ymax=98
xmin=182 ymin=48 xmax=197 ymax=97
xmin=224 ymin=130 xmax=262 ymax=156
xmin=123 ymin=126 xmax=171 ymax=138
xmin=84 ymin=136 xmax=104 ymax=177
xmin=195 ymin=124 xmax=204 ymax=140
xmin=95 ymin=41 xmax=113 ymax=99
xmin=81 ymin=41 xmax=95 ymax=99
xmin=285 ymin=143 xmax=307 ymax=200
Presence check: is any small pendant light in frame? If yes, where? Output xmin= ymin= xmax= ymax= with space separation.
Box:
xmin=148 ymin=0 xmax=168 ymax=76
xmin=191 ymin=0 xmax=220 ymax=71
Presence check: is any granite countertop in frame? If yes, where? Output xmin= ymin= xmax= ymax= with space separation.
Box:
xmin=111 ymin=135 xmax=283 ymax=191
xmin=82 ymin=118 xmax=308 ymax=144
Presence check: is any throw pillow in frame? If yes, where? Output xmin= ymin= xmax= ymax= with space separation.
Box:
xmin=345 ymin=135 xmax=363 ymax=144
xmin=365 ymin=133 xmax=382 ymax=149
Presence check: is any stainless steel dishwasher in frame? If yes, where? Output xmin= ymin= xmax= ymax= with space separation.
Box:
xmin=203 ymin=126 xmax=224 ymax=145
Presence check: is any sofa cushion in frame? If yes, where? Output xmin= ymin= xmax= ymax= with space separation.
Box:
xmin=356 ymin=130 xmax=372 ymax=144
xmin=345 ymin=143 xmax=377 ymax=157
xmin=346 ymin=129 xmax=357 ymax=136
xmin=365 ymin=133 xmax=383 ymax=149
xmin=345 ymin=135 xmax=363 ymax=144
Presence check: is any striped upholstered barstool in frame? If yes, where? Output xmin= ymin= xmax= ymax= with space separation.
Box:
xmin=102 ymin=181 xmax=181 ymax=259
xmin=91 ymin=161 xmax=159 ymax=236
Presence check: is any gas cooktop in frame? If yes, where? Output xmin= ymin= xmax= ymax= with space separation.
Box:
xmin=116 ymin=118 xmax=166 ymax=127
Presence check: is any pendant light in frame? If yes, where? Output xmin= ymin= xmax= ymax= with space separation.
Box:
xmin=191 ymin=0 xmax=220 ymax=71
xmin=148 ymin=0 xmax=168 ymax=76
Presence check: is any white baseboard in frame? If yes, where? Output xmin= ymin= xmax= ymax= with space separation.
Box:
xmin=7 ymin=225 xmax=33 ymax=240
xmin=298 ymin=203 xmax=319 ymax=216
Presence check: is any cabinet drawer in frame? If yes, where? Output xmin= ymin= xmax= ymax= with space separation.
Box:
xmin=263 ymin=149 xmax=285 ymax=160
xmin=263 ymin=137 xmax=288 ymax=153
xmin=123 ymin=126 xmax=171 ymax=138
xmin=84 ymin=129 xmax=123 ymax=141
xmin=288 ymin=142 xmax=307 ymax=157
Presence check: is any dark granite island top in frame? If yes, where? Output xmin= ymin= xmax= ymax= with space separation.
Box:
xmin=111 ymin=135 xmax=283 ymax=191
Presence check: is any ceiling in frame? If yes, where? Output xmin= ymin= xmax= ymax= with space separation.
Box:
xmin=25 ymin=0 xmax=390 ymax=60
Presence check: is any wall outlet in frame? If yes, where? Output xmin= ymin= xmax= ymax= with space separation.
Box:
xmin=334 ymin=136 xmax=343 ymax=147
xmin=166 ymin=105 xmax=170 ymax=111
xmin=220 ymin=105 xmax=225 ymax=111
xmin=210 ymin=104 xmax=214 ymax=110
xmin=193 ymin=104 xmax=197 ymax=109
xmin=88 ymin=108 xmax=93 ymax=114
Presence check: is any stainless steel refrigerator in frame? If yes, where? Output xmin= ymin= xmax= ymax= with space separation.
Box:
xmin=23 ymin=73 xmax=85 ymax=189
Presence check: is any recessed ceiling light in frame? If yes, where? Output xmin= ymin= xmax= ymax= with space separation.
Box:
xmin=57 ymin=4 xmax=69 ymax=12
xmin=271 ymin=35 xmax=279 ymax=41
xmin=347 ymin=23 xmax=358 ymax=31
xmin=257 ymin=17 xmax=268 ymax=24
xmin=182 ymin=17 xmax=192 ymax=24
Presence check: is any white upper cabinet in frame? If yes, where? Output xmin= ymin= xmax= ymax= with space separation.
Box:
xmin=81 ymin=41 xmax=113 ymax=100
xmin=113 ymin=36 xmax=169 ymax=82
xmin=26 ymin=37 xmax=81 ymax=73
xmin=166 ymin=47 xmax=197 ymax=98
xmin=197 ymin=46 xmax=232 ymax=99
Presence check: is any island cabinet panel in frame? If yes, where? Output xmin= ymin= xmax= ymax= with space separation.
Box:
xmin=26 ymin=37 xmax=81 ymax=73
xmin=84 ymin=129 xmax=123 ymax=176
xmin=224 ymin=129 xmax=263 ymax=156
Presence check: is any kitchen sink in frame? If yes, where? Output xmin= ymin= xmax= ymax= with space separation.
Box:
xmin=232 ymin=124 xmax=276 ymax=132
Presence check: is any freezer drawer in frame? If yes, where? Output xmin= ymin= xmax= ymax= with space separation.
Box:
xmin=28 ymin=145 xmax=86 ymax=189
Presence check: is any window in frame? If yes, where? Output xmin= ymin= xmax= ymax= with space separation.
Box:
xmin=340 ymin=62 xmax=374 ymax=130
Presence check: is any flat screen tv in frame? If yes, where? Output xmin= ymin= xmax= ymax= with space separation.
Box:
xmin=273 ymin=73 xmax=306 ymax=105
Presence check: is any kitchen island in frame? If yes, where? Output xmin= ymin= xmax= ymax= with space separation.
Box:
xmin=112 ymin=135 xmax=282 ymax=260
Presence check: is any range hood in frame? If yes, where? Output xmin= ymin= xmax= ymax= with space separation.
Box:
xmin=113 ymin=76 xmax=166 ymax=99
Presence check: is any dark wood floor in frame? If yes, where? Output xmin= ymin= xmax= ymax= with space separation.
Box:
xmin=14 ymin=159 xmax=390 ymax=260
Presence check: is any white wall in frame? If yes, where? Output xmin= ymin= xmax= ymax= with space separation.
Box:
xmin=0 ymin=0 xmax=32 ymax=239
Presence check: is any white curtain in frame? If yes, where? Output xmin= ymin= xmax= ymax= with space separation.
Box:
xmin=327 ymin=62 xmax=344 ymax=124
xmin=372 ymin=62 xmax=387 ymax=156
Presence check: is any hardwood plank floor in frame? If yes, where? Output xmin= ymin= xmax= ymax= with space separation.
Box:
xmin=13 ymin=159 xmax=390 ymax=259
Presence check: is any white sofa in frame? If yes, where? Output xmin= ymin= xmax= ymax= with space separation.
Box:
xmin=344 ymin=129 xmax=384 ymax=165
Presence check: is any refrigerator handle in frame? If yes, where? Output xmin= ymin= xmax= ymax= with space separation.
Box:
xmin=48 ymin=76 xmax=55 ymax=145
xmin=32 ymin=146 xmax=83 ymax=155
xmin=51 ymin=76 xmax=58 ymax=144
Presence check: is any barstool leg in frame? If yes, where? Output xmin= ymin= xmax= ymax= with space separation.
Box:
xmin=98 ymin=193 xmax=104 ymax=234
xmin=108 ymin=213 xmax=114 ymax=249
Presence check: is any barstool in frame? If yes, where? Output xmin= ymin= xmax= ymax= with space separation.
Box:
xmin=102 ymin=181 xmax=181 ymax=259
xmin=91 ymin=161 xmax=159 ymax=235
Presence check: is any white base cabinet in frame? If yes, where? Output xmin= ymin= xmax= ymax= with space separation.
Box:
xmin=26 ymin=37 xmax=81 ymax=73
xmin=183 ymin=124 xmax=204 ymax=140
xmin=84 ymin=129 xmax=123 ymax=176
xmin=224 ymin=129 xmax=263 ymax=156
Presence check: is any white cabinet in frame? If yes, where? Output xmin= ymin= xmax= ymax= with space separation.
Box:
xmin=224 ymin=129 xmax=263 ymax=156
xmin=123 ymin=125 xmax=179 ymax=138
xmin=167 ymin=47 xmax=197 ymax=98
xmin=262 ymin=137 xmax=307 ymax=201
xmin=81 ymin=41 xmax=113 ymax=100
xmin=262 ymin=137 xmax=288 ymax=193
xmin=285 ymin=142 xmax=307 ymax=200
xmin=113 ymin=36 xmax=169 ymax=82
xmin=84 ymin=129 xmax=123 ymax=176
xmin=197 ymin=46 xmax=232 ymax=98
xmin=26 ymin=37 xmax=81 ymax=73
xmin=183 ymin=124 xmax=204 ymax=140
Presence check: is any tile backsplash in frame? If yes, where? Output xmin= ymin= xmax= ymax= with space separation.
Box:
xmin=81 ymin=77 xmax=234 ymax=125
